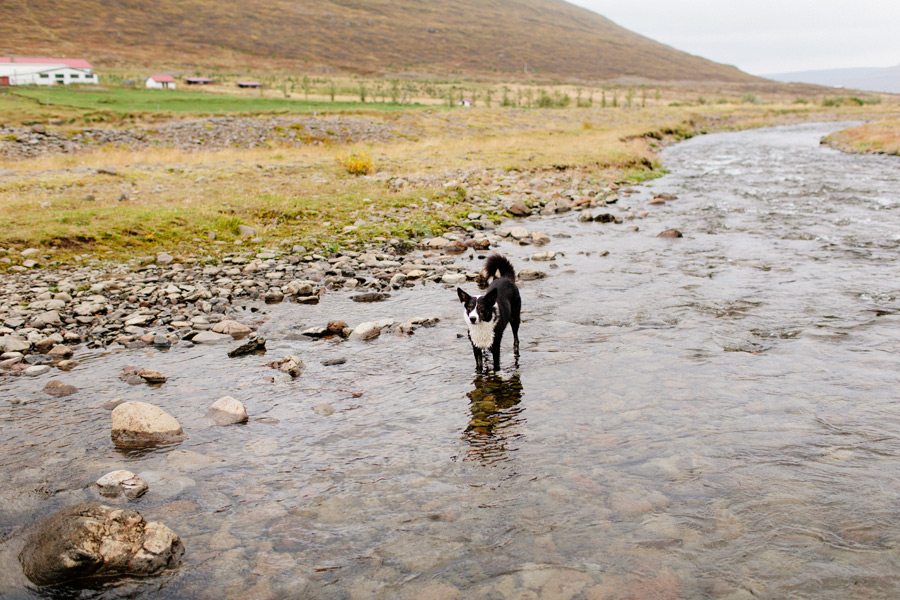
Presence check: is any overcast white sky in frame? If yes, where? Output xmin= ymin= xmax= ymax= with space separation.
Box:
xmin=568 ymin=0 xmax=900 ymax=74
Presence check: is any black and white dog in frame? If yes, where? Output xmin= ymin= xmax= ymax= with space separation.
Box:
xmin=457 ymin=254 xmax=521 ymax=372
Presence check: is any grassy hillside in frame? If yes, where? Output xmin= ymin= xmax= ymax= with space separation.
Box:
xmin=0 ymin=0 xmax=757 ymax=82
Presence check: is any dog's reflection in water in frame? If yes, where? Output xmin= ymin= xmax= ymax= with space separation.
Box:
xmin=463 ymin=373 xmax=525 ymax=463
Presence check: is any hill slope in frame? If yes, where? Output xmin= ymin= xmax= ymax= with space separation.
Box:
xmin=0 ymin=0 xmax=757 ymax=82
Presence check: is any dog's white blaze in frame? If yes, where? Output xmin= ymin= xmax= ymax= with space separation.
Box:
xmin=467 ymin=318 xmax=498 ymax=349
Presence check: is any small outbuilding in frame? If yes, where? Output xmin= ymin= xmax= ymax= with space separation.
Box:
xmin=236 ymin=81 xmax=261 ymax=89
xmin=185 ymin=77 xmax=213 ymax=85
xmin=145 ymin=75 xmax=176 ymax=89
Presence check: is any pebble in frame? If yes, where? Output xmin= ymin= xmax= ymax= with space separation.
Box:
xmin=24 ymin=365 xmax=51 ymax=377
xmin=657 ymin=229 xmax=684 ymax=238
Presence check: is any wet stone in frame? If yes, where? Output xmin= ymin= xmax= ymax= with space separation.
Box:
xmin=206 ymin=396 xmax=249 ymax=426
xmin=138 ymin=369 xmax=168 ymax=384
xmin=17 ymin=502 xmax=183 ymax=587
xmin=657 ymin=229 xmax=683 ymax=238
xmin=43 ymin=380 xmax=78 ymax=398
xmin=111 ymin=401 xmax=186 ymax=448
xmin=95 ymin=470 xmax=149 ymax=500
xmin=228 ymin=332 xmax=266 ymax=357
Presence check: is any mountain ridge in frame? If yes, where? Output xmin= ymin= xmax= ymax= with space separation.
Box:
xmin=765 ymin=64 xmax=900 ymax=94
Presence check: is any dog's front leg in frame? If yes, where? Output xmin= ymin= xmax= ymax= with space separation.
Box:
xmin=490 ymin=342 xmax=502 ymax=371
xmin=473 ymin=345 xmax=484 ymax=372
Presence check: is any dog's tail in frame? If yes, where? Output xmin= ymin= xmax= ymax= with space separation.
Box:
xmin=480 ymin=254 xmax=516 ymax=286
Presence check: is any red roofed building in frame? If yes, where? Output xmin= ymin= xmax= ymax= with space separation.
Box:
xmin=0 ymin=56 xmax=98 ymax=85
xmin=146 ymin=74 xmax=176 ymax=89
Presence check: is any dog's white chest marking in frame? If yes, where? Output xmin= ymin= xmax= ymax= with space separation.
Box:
xmin=467 ymin=318 xmax=498 ymax=350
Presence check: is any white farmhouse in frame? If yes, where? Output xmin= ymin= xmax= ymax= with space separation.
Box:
xmin=145 ymin=75 xmax=176 ymax=89
xmin=0 ymin=57 xmax=98 ymax=85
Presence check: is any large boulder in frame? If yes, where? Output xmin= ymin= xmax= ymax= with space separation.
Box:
xmin=110 ymin=402 xmax=186 ymax=448
xmin=18 ymin=502 xmax=183 ymax=587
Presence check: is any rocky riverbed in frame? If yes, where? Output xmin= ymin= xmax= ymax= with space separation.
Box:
xmin=0 ymin=115 xmax=409 ymax=161
xmin=0 ymin=163 xmax=655 ymax=379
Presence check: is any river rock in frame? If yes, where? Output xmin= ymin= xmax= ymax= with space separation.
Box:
xmin=1 ymin=335 xmax=30 ymax=353
xmin=351 ymin=292 xmax=390 ymax=303
xmin=138 ymin=369 xmax=167 ymax=384
xmin=327 ymin=320 xmax=348 ymax=335
xmin=44 ymin=380 xmax=78 ymax=397
xmin=24 ymin=365 xmax=51 ymax=377
xmin=17 ymin=502 xmax=183 ymax=587
xmin=518 ymin=269 xmax=547 ymax=281
xmin=532 ymin=251 xmax=556 ymax=261
xmin=267 ymin=355 xmax=304 ymax=378
xmin=190 ymin=331 xmax=233 ymax=344
xmin=29 ymin=311 xmax=61 ymax=329
xmin=95 ymin=470 xmax=148 ymax=500
xmin=657 ymin=229 xmax=683 ymax=238
xmin=46 ymin=344 xmax=73 ymax=359
xmin=284 ymin=280 xmax=314 ymax=296
xmin=509 ymin=226 xmax=529 ymax=240
xmin=156 ymin=252 xmax=174 ymax=266
xmin=349 ymin=319 xmax=394 ymax=341
xmin=228 ymin=332 xmax=266 ymax=357
xmin=507 ymin=200 xmax=531 ymax=216
xmin=111 ymin=401 xmax=186 ymax=447
xmin=206 ymin=396 xmax=248 ymax=425
xmin=212 ymin=319 xmax=253 ymax=336
xmin=263 ymin=289 xmax=284 ymax=304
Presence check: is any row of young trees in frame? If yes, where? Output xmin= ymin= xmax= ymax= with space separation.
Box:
xmin=274 ymin=75 xmax=665 ymax=109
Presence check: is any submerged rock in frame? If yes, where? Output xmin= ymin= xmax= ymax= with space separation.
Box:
xmin=43 ymin=380 xmax=78 ymax=398
xmin=657 ymin=229 xmax=684 ymax=238
xmin=17 ymin=502 xmax=183 ymax=587
xmin=110 ymin=401 xmax=186 ymax=448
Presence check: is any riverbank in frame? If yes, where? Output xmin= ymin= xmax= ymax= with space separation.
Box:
xmin=3 ymin=102 xmax=897 ymax=270
xmin=822 ymin=118 xmax=900 ymax=155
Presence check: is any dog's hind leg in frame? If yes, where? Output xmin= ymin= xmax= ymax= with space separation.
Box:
xmin=511 ymin=317 xmax=520 ymax=356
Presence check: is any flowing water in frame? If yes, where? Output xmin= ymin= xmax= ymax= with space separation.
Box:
xmin=3 ymin=122 xmax=900 ymax=598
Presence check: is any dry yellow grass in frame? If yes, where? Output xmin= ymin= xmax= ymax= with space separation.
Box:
xmin=3 ymin=102 xmax=899 ymax=264
xmin=823 ymin=119 xmax=900 ymax=155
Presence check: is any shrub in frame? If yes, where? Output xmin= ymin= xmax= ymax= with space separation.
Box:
xmin=337 ymin=151 xmax=374 ymax=176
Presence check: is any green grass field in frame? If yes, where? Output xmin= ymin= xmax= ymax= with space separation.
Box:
xmin=3 ymin=86 xmax=423 ymax=123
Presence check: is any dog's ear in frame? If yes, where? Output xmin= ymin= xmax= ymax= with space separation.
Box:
xmin=457 ymin=288 xmax=470 ymax=304
xmin=482 ymin=288 xmax=498 ymax=306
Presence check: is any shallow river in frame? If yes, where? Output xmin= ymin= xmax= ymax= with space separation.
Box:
xmin=3 ymin=122 xmax=900 ymax=599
